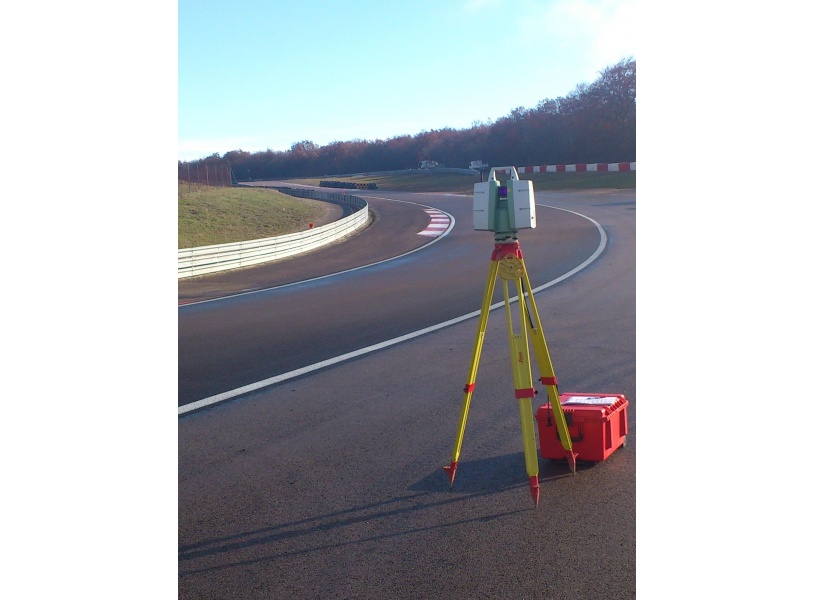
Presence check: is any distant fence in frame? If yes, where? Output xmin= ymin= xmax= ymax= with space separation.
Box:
xmin=178 ymin=163 xmax=235 ymax=187
xmin=178 ymin=187 xmax=368 ymax=279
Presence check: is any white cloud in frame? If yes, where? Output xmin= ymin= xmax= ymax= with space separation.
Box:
xmin=591 ymin=0 xmax=636 ymax=66
xmin=505 ymin=0 xmax=635 ymax=97
xmin=519 ymin=0 xmax=636 ymax=67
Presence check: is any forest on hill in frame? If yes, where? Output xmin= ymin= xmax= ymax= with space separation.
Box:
xmin=180 ymin=57 xmax=635 ymax=182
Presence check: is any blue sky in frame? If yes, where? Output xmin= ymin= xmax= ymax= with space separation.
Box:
xmin=178 ymin=0 xmax=636 ymax=162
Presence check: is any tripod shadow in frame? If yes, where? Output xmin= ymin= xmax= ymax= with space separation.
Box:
xmin=179 ymin=452 xmax=558 ymax=576
xmin=411 ymin=450 xmax=598 ymax=496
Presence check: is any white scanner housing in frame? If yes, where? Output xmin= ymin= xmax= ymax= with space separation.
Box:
xmin=473 ymin=167 xmax=536 ymax=232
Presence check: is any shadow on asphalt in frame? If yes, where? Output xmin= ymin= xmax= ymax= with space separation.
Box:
xmin=179 ymin=452 xmax=599 ymax=576
xmin=409 ymin=451 xmax=597 ymax=495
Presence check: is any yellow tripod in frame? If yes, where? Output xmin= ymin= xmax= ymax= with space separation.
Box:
xmin=443 ymin=240 xmax=577 ymax=506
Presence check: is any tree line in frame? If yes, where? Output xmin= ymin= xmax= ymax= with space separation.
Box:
xmin=180 ymin=57 xmax=635 ymax=182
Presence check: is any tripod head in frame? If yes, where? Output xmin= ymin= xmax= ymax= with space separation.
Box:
xmin=472 ymin=166 xmax=536 ymax=241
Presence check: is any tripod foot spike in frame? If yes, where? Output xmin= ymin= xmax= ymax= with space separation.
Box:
xmin=529 ymin=475 xmax=540 ymax=507
xmin=443 ymin=462 xmax=458 ymax=487
xmin=566 ymin=452 xmax=577 ymax=475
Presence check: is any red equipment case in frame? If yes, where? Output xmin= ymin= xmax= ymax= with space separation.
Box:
xmin=535 ymin=393 xmax=629 ymax=462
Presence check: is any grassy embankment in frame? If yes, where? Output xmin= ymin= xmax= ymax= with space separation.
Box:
xmin=179 ymin=171 xmax=635 ymax=248
xmin=178 ymin=184 xmax=328 ymax=249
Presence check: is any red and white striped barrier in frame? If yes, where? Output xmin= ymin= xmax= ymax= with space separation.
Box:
xmin=497 ymin=162 xmax=636 ymax=175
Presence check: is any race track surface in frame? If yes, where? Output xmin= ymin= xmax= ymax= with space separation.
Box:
xmin=178 ymin=187 xmax=636 ymax=599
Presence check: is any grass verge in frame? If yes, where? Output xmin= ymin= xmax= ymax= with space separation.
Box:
xmin=178 ymin=184 xmax=327 ymax=249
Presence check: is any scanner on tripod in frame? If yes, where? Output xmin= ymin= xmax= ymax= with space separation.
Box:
xmin=472 ymin=166 xmax=536 ymax=237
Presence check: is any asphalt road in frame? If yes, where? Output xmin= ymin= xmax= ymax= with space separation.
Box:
xmin=178 ymin=191 xmax=603 ymax=408
xmin=178 ymin=187 xmax=636 ymax=599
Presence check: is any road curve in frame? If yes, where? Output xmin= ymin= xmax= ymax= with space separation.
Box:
xmin=179 ymin=191 xmax=602 ymax=408
xmin=179 ymin=187 xmax=636 ymax=599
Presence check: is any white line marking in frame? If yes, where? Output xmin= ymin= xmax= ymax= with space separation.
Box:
xmin=179 ymin=197 xmax=455 ymax=307
xmin=179 ymin=204 xmax=606 ymax=416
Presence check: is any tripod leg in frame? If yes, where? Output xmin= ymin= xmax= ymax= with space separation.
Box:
xmin=504 ymin=278 xmax=541 ymax=506
xmin=519 ymin=262 xmax=578 ymax=474
xmin=444 ymin=259 xmax=499 ymax=486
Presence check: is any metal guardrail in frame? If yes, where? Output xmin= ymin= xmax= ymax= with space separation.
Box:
xmin=178 ymin=187 xmax=369 ymax=279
